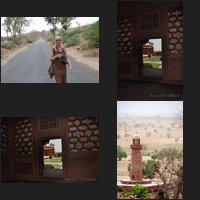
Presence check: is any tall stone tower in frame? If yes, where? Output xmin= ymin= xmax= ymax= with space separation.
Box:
xmin=130 ymin=134 xmax=143 ymax=180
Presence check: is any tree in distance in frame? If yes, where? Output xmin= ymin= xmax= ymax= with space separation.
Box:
xmin=117 ymin=145 xmax=127 ymax=161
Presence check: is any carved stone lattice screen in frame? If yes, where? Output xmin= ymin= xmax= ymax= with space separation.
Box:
xmin=68 ymin=117 xmax=99 ymax=152
xmin=117 ymin=17 xmax=133 ymax=54
xmin=13 ymin=118 xmax=33 ymax=155
xmin=1 ymin=118 xmax=9 ymax=155
xmin=39 ymin=117 xmax=59 ymax=130
xmin=140 ymin=12 xmax=160 ymax=30
xmin=168 ymin=8 xmax=183 ymax=53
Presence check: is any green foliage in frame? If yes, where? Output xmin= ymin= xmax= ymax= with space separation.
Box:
xmin=7 ymin=36 xmax=20 ymax=45
xmin=49 ymin=155 xmax=52 ymax=159
xmin=117 ymin=145 xmax=127 ymax=161
xmin=128 ymin=163 xmax=131 ymax=176
xmin=157 ymin=147 xmax=183 ymax=161
xmin=59 ymin=17 xmax=76 ymax=31
xmin=160 ymin=56 xmax=162 ymax=61
xmin=66 ymin=28 xmax=83 ymax=37
xmin=142 ymin=160 xmax=160 ymax=179
xmin=44 ymin=164 xmax=54 ymax=169
xmin=65 ymin=35 xmax=80 ymax=47
xmin=143 ymin=63 xmax=153 ymax=68
xmin=1 ymin=42 xmax=14 ymax=49
xmin=142 ymin=152 xmax=151 ymax=156
xmin=148 ymin=54 xmax=151 ymax=58
xmin=1 ymin=37 xmax=6 ymax=42
xmin=151 ymin=154 xmax=157 ymax=159
xmin=142 ymin=144 xmax=148 ymax=150
xmin=84 ymin=20 xmax=99 ymax=48
xmin=126 ymin=184 xmax=147 ymax=198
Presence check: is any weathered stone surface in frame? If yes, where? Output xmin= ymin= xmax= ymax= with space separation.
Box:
xmin=73 ymin=131 xmax=83 ymax=137
xmin=91 ymin=148 xmax=99 ymax=151
xmin=27 ymin=132 xmax=32 ymax=136
xmin=79 ymin=126 xmax=87 ymax=131
xmin=23 ymin=138 xmax=29 ymax=142
xmin=170 ymin=39 xmax=178 ymax=44
xmin=90 ymin=124 xmax=97 ymax=129
xmin=27 ymin=142 xmax=32 ymax=147
xmin=84 ymin=142 xmax=95 ymax=148
xmin=17 ymin=148 xmax=23 ymax=152
xmin=71 ymin=149 xmax=78 ymax=152
xmin=74 ymin=120 xmax=81 ymax=126
xmin=169 ymin=17 xmax=176 ymax=21
xmin=20 ymin=143 xmax=25 ymax=147
xmin=90 ymin=136 xmax=98 ymax=142
xmin=170 ymin=28 xmax=177 ymax=32
xmin=169 ymin=44 xmax=174 ymax=50
xmin=80 ymin=137 xmax=88 ymax=142
xmin=69 ymin=127 xmax=77 ymax=131
xmin=70 ymin=137 xmax=78 ymax=143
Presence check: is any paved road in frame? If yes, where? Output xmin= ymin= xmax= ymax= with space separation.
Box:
xmin=1 ymin=39 xmax=99 ymax=83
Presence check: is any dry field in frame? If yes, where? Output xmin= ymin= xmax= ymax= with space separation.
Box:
xmin=117 ymin=117 xmax=183 ymax=181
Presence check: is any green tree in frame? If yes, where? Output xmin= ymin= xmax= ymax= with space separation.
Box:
xmin=15 ymin=17 xmax=30 ymax=37
xmin=59 ymin=17 xmax=76 ymax=33
xmin=44 ymin=17 xmax=60 ymax=38
xmin=2 ymin=17 xmax=30 ymax=38
xmin=142 ymin=160 xmax=160 ymax=179
xmin=117 ymin=145 xmax=127 ymax=161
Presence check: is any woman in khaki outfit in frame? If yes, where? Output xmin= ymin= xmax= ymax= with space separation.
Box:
xmin=50 ymin=36 xmax=72 ymax=83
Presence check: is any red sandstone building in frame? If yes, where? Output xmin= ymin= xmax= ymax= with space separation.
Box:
xmin=1 ymin=117 xmax=99 ymax=183
xmin=43 ymin=144 xmax=55 ymax=156
xmin=143 ymin=44 xmax=154 ymax=55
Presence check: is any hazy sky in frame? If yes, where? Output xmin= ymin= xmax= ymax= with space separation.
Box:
xmin=146 ymin=39 xmax=162 ymax=51
xmin=46 ymin=139 xmax=62 ymax=152
xmin=1 ymin=17 xmax=99 ymax=37
xmin=117 ymin=101 xmax=183 ymax=116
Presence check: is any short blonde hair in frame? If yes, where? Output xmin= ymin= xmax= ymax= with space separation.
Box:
xmin=55 ymin=36 xmax=62 ymax=41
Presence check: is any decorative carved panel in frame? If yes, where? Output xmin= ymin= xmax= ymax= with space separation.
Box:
xmin=117 ymin=17 xmax=133 ymax=54
xmin=68 ymin=117 xmax=99 ymax=152
xmin=168 ymin=7 xmax=183 ymax=53
xmin=1 ymin=118 xmax=9 ymax=155
xmin=39 ymin=117 xmax=59 ymax=130
xmin=13 ymin=118 xmax=33 ymax=155
xmin=140 ymin=12 xmax=160 ymax=30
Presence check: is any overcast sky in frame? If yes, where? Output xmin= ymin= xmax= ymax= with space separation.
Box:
xmin=146 ymin=39 xmax=162 ymax=51
xmin=1 ymin=17 xmax=99 ymax=37
xmin=117 ymin=101 xmax=183 ymax=116
xmin=46 ymin=139 xmax=62 ymax=153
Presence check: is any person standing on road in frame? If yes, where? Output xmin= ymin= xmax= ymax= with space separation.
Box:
xmin=50 ymin=36 xmax=72 ymax=83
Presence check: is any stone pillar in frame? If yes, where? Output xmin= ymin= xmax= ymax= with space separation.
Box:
xmin=130 ymin=134 xmax=143 ymax=180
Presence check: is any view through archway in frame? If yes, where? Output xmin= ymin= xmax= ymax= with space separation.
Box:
xmin=142 ymin=38 xmax=162 ymax=79
xmin=42 ymin=138 xmax=63 ymax=178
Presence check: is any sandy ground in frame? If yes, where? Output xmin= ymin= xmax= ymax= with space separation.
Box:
xmin=67 ymin=46 xmax=99 ymax=72
xmin=1 ymin=40 xmax=99 ymax=72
